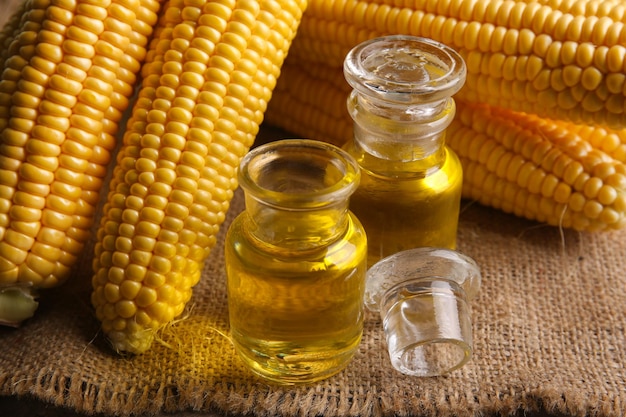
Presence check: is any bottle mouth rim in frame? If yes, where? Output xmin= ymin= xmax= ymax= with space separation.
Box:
xmin=344 ymin=35 xmax=467 ymax=105
xmin=238 ymin=139 xmax=361 ymax=208
xmin=392 ymin=338 xmax=473 ymax=377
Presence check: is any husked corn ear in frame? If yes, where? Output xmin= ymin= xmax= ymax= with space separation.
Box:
xmin=265 ymin=60 xmax=626 ymax=232
xmin=280 ymin=0 xmax=626 ymax=129
xmin=449 ymin=101 xmax=626 ymax=232
xmin=0 ymin=0 xmax=160 ymax=326
xmin=91 ymin=0 xmax=307 ymax=354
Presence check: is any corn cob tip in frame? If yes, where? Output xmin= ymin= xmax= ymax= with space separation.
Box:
xmin=105 ymin=329 xmax=154 ymax=355
xmin=0 ymin=286 xmax=39 ymax=327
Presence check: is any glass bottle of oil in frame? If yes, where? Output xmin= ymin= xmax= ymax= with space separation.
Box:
xmin=225 ymin=139 xmax=367 ymax=384
xmin=343 ymin=35 xmax=467 ymax=266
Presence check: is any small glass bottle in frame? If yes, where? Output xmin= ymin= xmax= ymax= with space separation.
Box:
xmin=225 ymin=139 xmax=367 ymax=384
xmin=343 ymin=35 xmax=467 ymax=266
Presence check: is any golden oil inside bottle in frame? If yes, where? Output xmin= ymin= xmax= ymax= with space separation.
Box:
xmin=343 ymin=35 xmax=467 ymax=266
xmin=225 ymin=139 xmax=367 ymax=384
xmin=225 ymin=213 xmax=366 ymax=384
xmin=345 ymin=140 xmax=463 ymax=266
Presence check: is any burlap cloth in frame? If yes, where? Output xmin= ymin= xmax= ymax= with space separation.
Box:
xmin=1 ymin=3 xmax=626 ymax=417
xmin=1 ymin=146 xmax=625 ymax=416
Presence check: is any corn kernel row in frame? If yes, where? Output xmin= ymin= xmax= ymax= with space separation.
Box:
xmin=450 ymin=101 xmax=626 ymax=231
xmin=282 ymin=0 xmax=626 ymax=129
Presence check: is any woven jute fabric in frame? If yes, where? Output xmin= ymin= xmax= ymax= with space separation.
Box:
xmin=1 ymin=181 xmax=625 ymax=417
xmin=1 ymin=3 xmax=625 ymax=417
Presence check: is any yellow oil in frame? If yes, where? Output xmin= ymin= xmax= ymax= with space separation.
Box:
xmin=345 ymin=143 xmax=463 ymax=266
xmin=225 ymin=212 xmax=367 ymax=384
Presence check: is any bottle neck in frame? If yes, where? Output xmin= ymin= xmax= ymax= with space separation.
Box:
xmin=348 ymin=90 xmax=455 ymax=175
xmin=243 ymin=195 xmax=350 ymax=249
xmin=237 ymin=140 xmax=360 ymax=250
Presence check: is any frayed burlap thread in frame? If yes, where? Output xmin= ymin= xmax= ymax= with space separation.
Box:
xmin=1 ymin=184 xmax=625 ymax=417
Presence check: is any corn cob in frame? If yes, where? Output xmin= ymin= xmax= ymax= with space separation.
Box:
xmin=0 ymin=0 xmax=160 ymax=326
xmin=264 ymin=60 xmax=626 ymax=231
xmin=264 ymin=0 xmax=626 ymax=231
xmin=278 ymin=0 xmax=626 ymax=130
xmin=91 ymin=0 xmax=307 ymax=354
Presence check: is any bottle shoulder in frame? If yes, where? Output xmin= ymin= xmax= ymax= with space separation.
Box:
xmin=348 ymin=146 xmax=463 ymax=193
xmin=344 ymin=139 xmax=462 ymax=180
